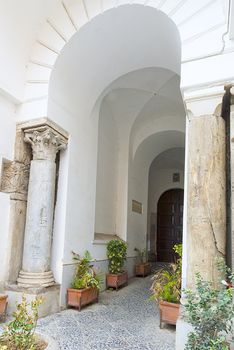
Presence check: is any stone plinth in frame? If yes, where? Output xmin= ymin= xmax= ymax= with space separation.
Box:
xmin=6 ymin=284 xmax=60 ymax=318
xmin=187 ymin=114 xmax=226 ymax=287
xmin=17 ymin=126 xmax=67 ymax=287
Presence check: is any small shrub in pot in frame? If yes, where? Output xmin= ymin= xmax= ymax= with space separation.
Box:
xmin=134 ymin=248 xmax=151 ymax=277
xmin=150 ymin=244 xmax=182 ymax=327
xmin=67 ymin=250 xmax=101 ymax=311
xmin=106 ymin=239 xmax=128 ymax=290
xmin=0 ymin=295 xmax=44 ymax=350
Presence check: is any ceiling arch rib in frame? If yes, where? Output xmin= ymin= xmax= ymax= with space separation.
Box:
xmin=128 ymin=70 xmax=186 ymax=160
xmin=18 ymin=0 xmax=229 ymax=120
xmin=149 ymin=147 xmax=185 ymax=171
xmin=132 ymin=130 xmax=185 ymax=170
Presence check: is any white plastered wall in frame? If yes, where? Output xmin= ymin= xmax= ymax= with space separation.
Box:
xmin=0 ymin=94 xmax=16 ymax=286
xmin=95 ymin=100 xmax=119 ymax=235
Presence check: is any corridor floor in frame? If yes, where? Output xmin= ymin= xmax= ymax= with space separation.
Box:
xmin=37 ymin=276 xmax=175 ymax=350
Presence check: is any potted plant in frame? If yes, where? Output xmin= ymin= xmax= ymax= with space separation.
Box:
xmin=150 ymin=243 xmax=182 ymax=328
xmin=183 ymin=258 xmax=234 ymax=350
xmin=106 ymin=239 xmax=128 ymax=290
xmin=134 ymin=248 xmax=151 ymax=277
xmin=0 ymin=294 xmax=8 ymax=322
xmin=0 ymin=295 xmax=46 ymax=350
xmin=67 ymin=250 xmax=101 ymax=311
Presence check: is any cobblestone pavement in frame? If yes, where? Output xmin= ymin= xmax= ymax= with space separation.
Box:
xmin=37 ymin=276 xmax=175 ymax=350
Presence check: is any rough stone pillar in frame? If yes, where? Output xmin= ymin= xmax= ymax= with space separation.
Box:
xmin=17 ymin=126 xmax=67 ymax=287
xmin=230 ymin=95 xmax=234 ymax=270
xmin=186 ymin=114 xmax=226 ymax=288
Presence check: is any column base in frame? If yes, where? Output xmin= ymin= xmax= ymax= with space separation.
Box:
xmin=5 ymin=284 xmax=60 ymax=317
xmin=175 ymin=316 xmax=193 ymax=350
xmin=17 ymin=270 xmax=55 ymax=288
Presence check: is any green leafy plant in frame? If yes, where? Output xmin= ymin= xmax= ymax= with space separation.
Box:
xmin=71 ymin=250 xmax=102 ymax=289
xmin=184 ymin=258 xmax=234 ymax=350
xmin=150 ymin=243 xmax=182 ymax=303
xmin=134 ymin=247 xmax=147 ymax=264
xmin=0 ymin=296 xmax=43 ymax=350
xmin=107 ymin=239 xmax=127 ymax=274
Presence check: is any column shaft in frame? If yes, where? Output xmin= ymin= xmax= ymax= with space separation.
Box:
xmin=186 ymin=115 xmax=226 ymax=288
xmin=22 ymin=160 xmax=56 ymax=272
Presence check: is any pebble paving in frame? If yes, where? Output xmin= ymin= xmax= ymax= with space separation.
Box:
xmin=37 ymin=276 xmax=175 ymax=350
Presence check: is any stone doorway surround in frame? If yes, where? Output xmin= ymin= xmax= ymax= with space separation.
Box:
xmin=0 ymin=117 xmax=68 ymax=317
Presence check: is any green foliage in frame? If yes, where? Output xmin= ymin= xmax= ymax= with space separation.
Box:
xmin=184 ymin=259 xmax=234 ymax=350
xmin=106 ymin=239 xmax=127 ymax=274
xmin=0 ymin=296 xmax=43 ymax=350
xmin=134 ymin=247 xmax=147 ymax=264
xmin=150 ymin=243 xmax=182 ymax=304
xmin=71 ymin=250 xmax=102 ymax=290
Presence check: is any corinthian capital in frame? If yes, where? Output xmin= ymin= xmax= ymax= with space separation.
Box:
xmin=24 ymin=127 xmax=67 ymax=161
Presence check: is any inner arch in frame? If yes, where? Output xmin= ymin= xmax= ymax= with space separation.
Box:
xmin=45 ymin=3 xmax=185 ymax=304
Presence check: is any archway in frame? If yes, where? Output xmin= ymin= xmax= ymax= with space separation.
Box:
xmin=44 ymin=3 xmax=184 ymax=305
xmin=157 ymin=189 xmax=184 ymax=262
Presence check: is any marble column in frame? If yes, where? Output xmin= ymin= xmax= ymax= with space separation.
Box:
xmin=186 ymin=114 xmax=226 ymax=288
xmin=17 ymin=126 xmax=67 ymax=287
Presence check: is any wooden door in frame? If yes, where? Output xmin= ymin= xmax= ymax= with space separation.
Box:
xmin=157 ymin=189 xmax=183 ymax=262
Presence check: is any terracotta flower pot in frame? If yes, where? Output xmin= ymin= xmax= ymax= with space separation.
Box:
xmin=135 ymin=263 xmax=151 ymax=277
xmin=0 ymin=294 xmax=8 ymax=321
xmin=106 ymin=272 xmax=128 ymax=290
xmin=67 ymin=287 xmax=99 ymax=311
xmin=159 ymin=300 xmax=180 ymax=328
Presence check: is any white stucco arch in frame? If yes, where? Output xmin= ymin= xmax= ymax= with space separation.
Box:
xmin=45 ymin=4 xmax=183 ymax=260
xmin=21 ymin=3 xmax=185 ymax=305
xmin=19 ymin=4 xmax=182 ymax=120
xmin=146 ymin=147 xmax=185 ymax=259
xmin=127 ymin=130 xmax=185 ymax=254
xmin=11 ymin=0 xmax=227 ymax=117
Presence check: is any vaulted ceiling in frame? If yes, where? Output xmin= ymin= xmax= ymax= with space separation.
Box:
xmin=0 ymin=0 xmax=231 ymax=102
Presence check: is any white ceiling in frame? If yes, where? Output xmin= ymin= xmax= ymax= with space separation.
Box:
xmin=100 ymin=67 xmax=186 ymax=162
xmin=150 ymin=147 xmax=185 ymax=170
xmin=0 ymin=0 xmax=232 ymax=101
xmin=50 ymin=5 xmax=181 ymax=118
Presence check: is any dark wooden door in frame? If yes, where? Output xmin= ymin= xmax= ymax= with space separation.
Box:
xmin=157 ymin=189 xmax=183 ymax=262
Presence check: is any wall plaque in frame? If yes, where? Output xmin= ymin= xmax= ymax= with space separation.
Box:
xmin=173 ymin=172 xmax=180 ymax=183
xmin=132 ymin=200 xmax=143 ymax=214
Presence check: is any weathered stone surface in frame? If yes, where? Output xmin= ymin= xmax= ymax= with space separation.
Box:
xmin=231 ymin=105 xmax=234 ymax=269
xmin=21 ymin=160 xmax=57 ymax=274
xmin=18 ymin=126 xmax=67 ymax=287
xmin=24 ymin=127 xmax=67 ymax=161
xmin=186 ymin=115 xmax=226 ymax=287
xmin=6 ymin=199 xmax=27 ymax=283
xmin=0 ymin=160 xmax=29 ymax=194
xmin=5 ymin=284 xmax=60 ymax=317
xmin=0 ymin=128 xmax=30 ymax=284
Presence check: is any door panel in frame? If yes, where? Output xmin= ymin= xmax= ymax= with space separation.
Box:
xmin=157 ymin=189 xmax=183 ymax=262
